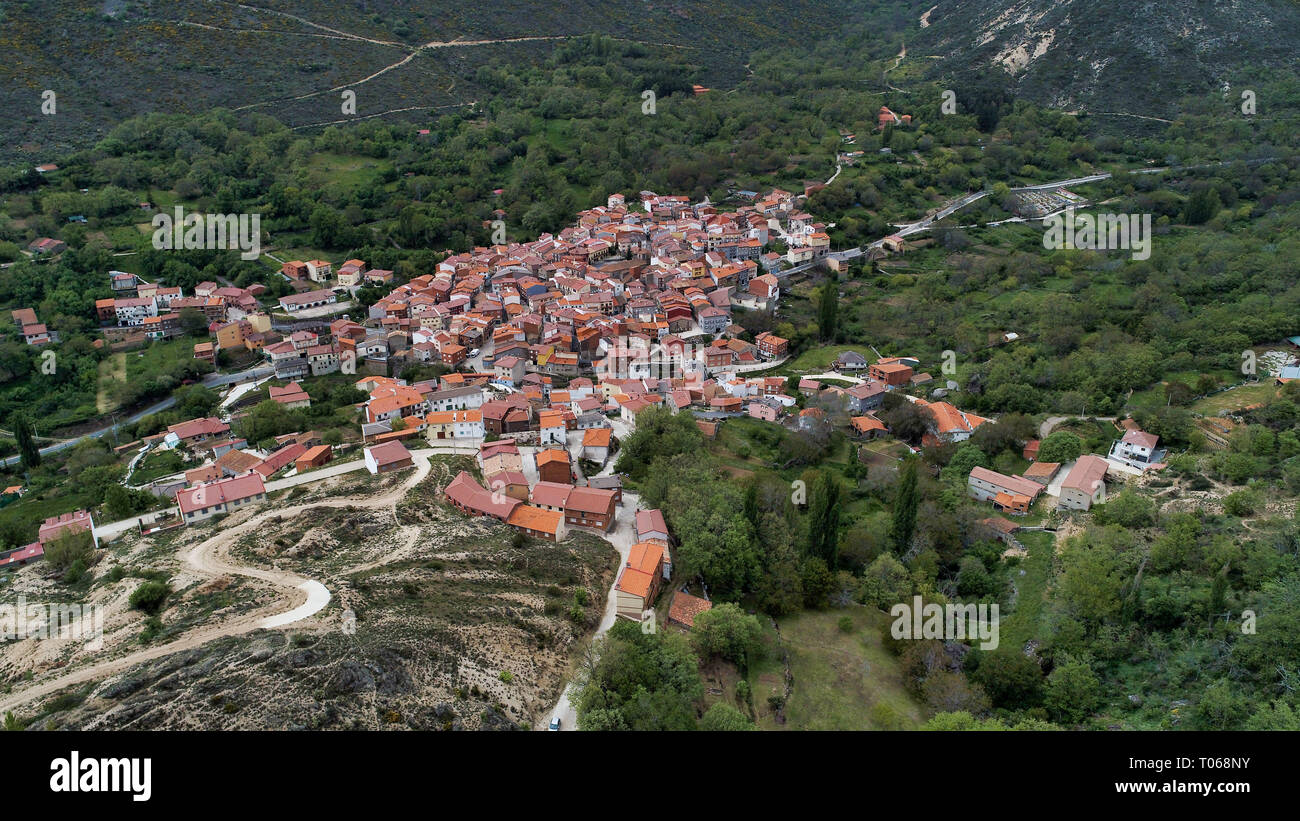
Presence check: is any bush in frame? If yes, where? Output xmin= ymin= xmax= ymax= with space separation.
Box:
xmin=129 ymin=580 xmax=171 ymax=614
xmin=837 ymin=615 xmax=854 ymax=633
xmin=1222 ymin=488 xmax=1260 ymax=517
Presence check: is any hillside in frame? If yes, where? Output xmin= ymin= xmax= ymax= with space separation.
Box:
xmin=0 ymin=0 xmax=873 ymax=164
xmin=915 ymin=0 xmax=1300 ymax=118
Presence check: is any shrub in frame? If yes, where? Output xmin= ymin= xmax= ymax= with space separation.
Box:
xmin=129 ymin=580 xmax=171 ymax=614
xmin=837 ymin=615 xmax=854 ymax=633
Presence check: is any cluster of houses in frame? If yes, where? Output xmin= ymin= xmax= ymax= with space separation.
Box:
xmin=9 ymin=308 xmax=55 ymax=346
xmin=0 ymin=509 xmax=98 ymax=569
xmin=967 ymin=422 xmax=1164 ymax=515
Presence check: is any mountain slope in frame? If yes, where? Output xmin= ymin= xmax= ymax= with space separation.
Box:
xmin=915 ymin=0 xmax=1300 ymax=117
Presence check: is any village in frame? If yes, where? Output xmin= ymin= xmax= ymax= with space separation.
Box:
xmin=3 ymin=184 xmax=1197 ymax=647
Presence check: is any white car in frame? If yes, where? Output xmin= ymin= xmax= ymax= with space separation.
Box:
xmin=470 ymin=348 xmax=481 ymax=357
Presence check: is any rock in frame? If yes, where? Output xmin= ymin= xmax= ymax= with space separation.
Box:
xmin=327 ymin=660 xmax=375 ymax=696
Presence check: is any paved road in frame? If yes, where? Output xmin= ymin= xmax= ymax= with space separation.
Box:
xmin=1 ymin=365 xmax=275 ymax=468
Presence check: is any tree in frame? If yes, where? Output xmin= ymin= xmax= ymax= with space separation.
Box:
xmin=970 ymin=652 xmax=1044 ymax=710
xmin=699 ymin=702 xmax=754 ymax=731
xmin=692 ymin=602 xmax=764 ymax=672
xmin=890 ymin=458 xmax=919 ymax=554
xmin=43 ymin=528 xmax=94 ymax=577
xmin=1036 ymin=431 xmax=1082 ymax=463
xmin=12 ymin=412 xmax=40 ymax=470
xmin=806 ymin=470 xmax=842 ymax=567
xmin=817 ymin=279 xmax=838 ymax=341
xmin=1044 ymin=657 xmax=1101 ymax=725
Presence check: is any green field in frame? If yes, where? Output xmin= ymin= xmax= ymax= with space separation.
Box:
xmin=1190 ymin=383 xmax=1279 ymax=416
xmin=750 ymin=608 xmax=926 ymax=730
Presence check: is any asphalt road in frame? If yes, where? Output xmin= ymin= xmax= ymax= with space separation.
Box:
xmin=1 ymin=365 xmax=274 ymax=468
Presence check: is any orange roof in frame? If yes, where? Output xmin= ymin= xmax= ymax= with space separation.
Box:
xmin=535 ymin=448 xmax=570 ymax=466
xmin=582 ymin=428 xmax=612 ymax=447
xmin=668 ymin=591 xmax=712 ymax=628
xmin=506 ymin=504 xmax=564 ymax=534
xmin=850 ymin=415 xmax=886 ymax=433
xmin=627 ymin=542 xmax=665 ymax=575
xmin=616 ymin=568 xmax=654 ymax=598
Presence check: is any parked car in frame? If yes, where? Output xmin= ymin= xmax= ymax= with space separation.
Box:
xmin=548 ymin=717 xmax=561 ymax=731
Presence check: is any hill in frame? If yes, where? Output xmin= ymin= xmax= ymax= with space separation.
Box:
xmin=915 ymin=0 xmax=1300 ymax=118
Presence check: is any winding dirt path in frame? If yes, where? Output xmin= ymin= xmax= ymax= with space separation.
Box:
xmin=0 ymin=453 xmax=440 ymax=712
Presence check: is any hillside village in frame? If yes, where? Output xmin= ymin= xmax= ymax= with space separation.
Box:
xmin=3 ymin=186 xmax=1193 ymax=637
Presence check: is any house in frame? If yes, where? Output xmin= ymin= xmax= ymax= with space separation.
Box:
xmin=754 ymin=331 xmax=789 ymax=359
xmin=535 ymin=448 xmax=572 ymax=484
xmin=585 ymin=474 xmax=623 ymax=505
xmin=1059 ymin=455 xmax=1109 ymax=511
xmin=667 ymin=591 xmax=713 ymax=630
xmin=581 ymin=427 xmax=613 ymax=463
xmin=967 ymin=467 xmax=1042 ymax=515
xmin=920 ymin=400 xmax=988 ymax=444
xmin=38 ymin=510 xmax=98 ymax=549
xmin=833 ymin=351 xmax=869 ymax=371
xmin=165 ymin=417 xmax=230 ymax=447
xmin=254 ymin=443 xmax=307 ymax=479
xmin=494 ymin=355 xmax=525 ymax=386
xmin=216 ymin=449 xmax=262 ymax=477
xmin=506 ymin=505 xmax=567 ymax=542
xmin=538 ymin=410 xmax=567 ymax=445
xmin=278 ymin=289 xmax=338 ymax=313
xmin=869 ymin=360 xmax=914 ymax=386
xmin=614 ymin=542 xmax=666 ymax=621
xmin=295 ymin=445 xmax=333 ymax=472
xmin=28 ymin=237 xmax=67 ymax=257
xmin=1022 ymin=439 xmax=1040 ymax=461
xmin=269 ymin=382 xmax=311 ymax=409
xmin=635 ymin=508 xmax=670 ymax=546
xmin=850 ymin=415 xmax=887 ymax=438
xmin=364 ymin=441 xmax=414 ymax=474
xmin=1022 ymin=461 xmax=1061 ymax=485
xmin=176 ymin=474 xmax=267 ymax=523
xmin=845 ymin=380 xmax=886 ymax=412
xmin=445 ymin=470 xmax=522 ymax=522
xmin=1109 ymin=430 xmax=1160 ymax=465
xmin=562 ymin=486 xmax=618 ymax=532
xmin=424 ymin=409 xmax=484 ymax=440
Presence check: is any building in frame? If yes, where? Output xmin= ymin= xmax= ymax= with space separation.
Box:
xmin=614 ymin=542 xmax=666 ymax=621
xmin=445 ymin=471 xmax=521 ymax=522
xmin=295 ymin=445 xmax=333 ymax=472
xmin=581 ymin=427 xmax=613 ymax=463
xmin=869 ymin=360 xmax=913 ymax=386
xmin=668 ymin=590 xmax=713 ymax=629
xmin=506 ymin=505 xmax=567 ymax=542
xmin=561 ymin=486 xmax=618 ymax=532
xmin=1059 ymin=454 xmax=1109 ymax=511
xmin=634 ymin=509 xmax=670 ymax=546
xmin=1109 ymin=430 xmax=1160 ymax=465
xmin=535 ymin=448 xmax=572 ymax=484
xmin=364 ymin=441 xmax=414 ymax=474
xmin=269 ymin=382 xmax=311 ymax=409
xmin=833 ymin=351 xmax=869 ymax=371
xmin=38 ymin=510 xmax=99 ymax=549
xmin=278 ymin=289 xmax=338 ymax=313
xmin=424 ymin=409 xmax=483 ymax=439
xmin=176 ymin=474 xmax=267 ymax=523
xmin=1022 ymin=461 xmax=1061 ymax=485
xmin=967 ymin=466 xmax=1043 ymax=515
